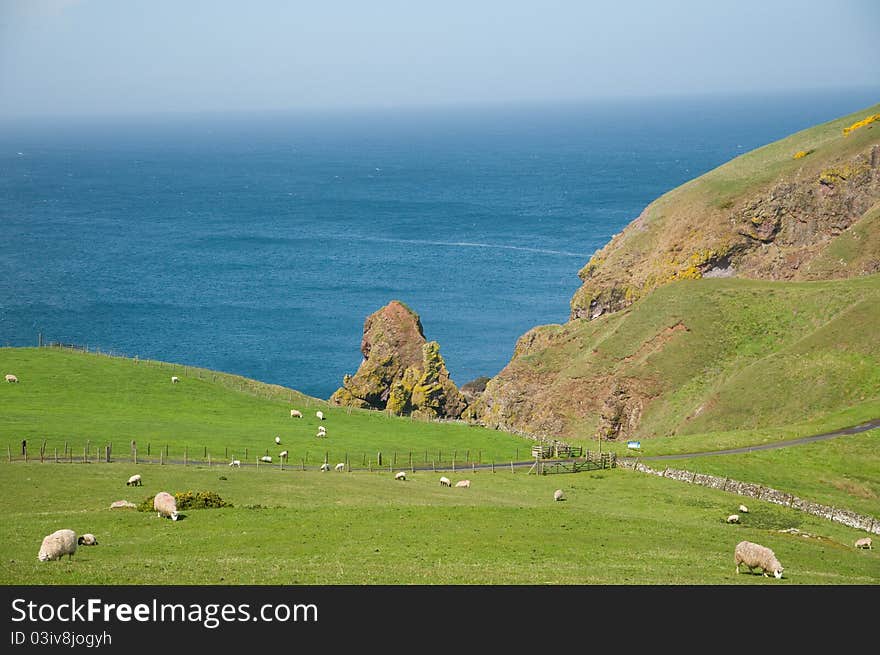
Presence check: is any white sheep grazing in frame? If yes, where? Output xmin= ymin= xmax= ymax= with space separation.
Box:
xmin=77 ymin=533 xmax=98 ymax=546
xmin=126 ymin=474 xmax=142 ymax=487
xmin=854 ymin=537 xmax=873 ymax=550
xmin=5 ymin=374 xmax=19 ymax=383
xmin=275 ymin=436 xmax=281 ymax=445
xmin=260 ymin=455 xmax=272 ymax=463
xmin=319 ymin=463 xmax=330 ymax=471
xmin=439 ymin=476 xmax=451 ymax=487
xmin=335 ymin=462 xmax=345 ymax=471
xmin=315 ymin=430 xmax=327 ymax=439
xmin=734 ymin=540 xmax=783 ymax=578
xmin=290 ymin=409 xmax=302 ymax=418
xmin=154 ymin=492 xmax=179 ymax=521
xmin=316 ymin=410 xmax=325 ymax=420
xmin=394 ymin=471 xmax=406 ymax=481
xmin=38 ymin=529 xmax=77 ymax=561
xmin=739 ymin=504 xmax=749 ymax=514
xmin=229 ymin=460 xmax=241 ymax=468
xmin=110 ymin=500 xmax=137 ymax=509
xmin=171 ymin=376 xmax=179 ymax=384
xmin=455 ymin=479 xmax=470 ymax=488
xmin=553 ymin=489 xmax=565 ymax=502
xmin=727 ymin=514 xmax=740 ymax=524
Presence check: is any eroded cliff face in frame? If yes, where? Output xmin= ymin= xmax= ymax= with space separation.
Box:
xmin=570 ymin=137 xmax=880 ymax=321
xmin=470 ymin=105 xmax=880 ymax=442
xmin=330 ymin=300 xmax=467 ymax=419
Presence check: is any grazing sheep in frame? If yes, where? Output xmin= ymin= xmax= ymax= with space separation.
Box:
xmin=394 ymin=471 xmax=406 ymax=481
xmin=317 ymin=424 xmax=327 ymax=432
xmin=171 ymin=376 xmax=179 ymax=384
xmin=854 ymin=537 xmax=873 ymax=550
xmin=553 ymin=489 xmax=565 ymax=502
xmin=5 ymin=374 xmax=19 ymax=383
xmin=335 ymin=462 xmax=345 ymax=471
xmin=260 ymin=455 xmax=272 ymax=463
xmin=319 ymin=463 xmax=330 ymax=472
xmin=316 ymin=410 xmax=325 ymax=420
xmin=275 ymin=436 xmax=281 ymax=445
xmin=439 ymin=476 xmax=451 ymax=487
xmin=739 ymin=504 xmax=749 ymax=514
xmin=290 ymin=409 xmax=303 ymax=418
xmin=455 ymin=479 xmax=470 ymax=488
xmin=315 ymin=430 xmax=327 ymax=438
xmin=153 ymin=492 xmax=179 ymax=521
xmin=77 ymin=534 xmax=98 ymax=546
xmin=279 ymin=450 xmax=288 ymax=459
xmin=734 ymin=541 xmax=783 ymax=578
xmin=126 ymin=474 xmax=142 ymax=487
xmin=727 ymin=514 xmax=740 ymax=524
xmin=109 ymin=500 xmax=137 ymax=510
xmin=229 ymin=460 xmax=241 ymax=468
xmin=38 ymin=529 xmax=77 ymax=561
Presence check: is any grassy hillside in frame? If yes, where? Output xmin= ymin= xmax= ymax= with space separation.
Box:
xmin=472 ymin=274 xmax=880 ymax=443
xmin=0 ymin=347 xmax=531 ymax=466
xmin=0 ymin=462 xmax=875 ymax=585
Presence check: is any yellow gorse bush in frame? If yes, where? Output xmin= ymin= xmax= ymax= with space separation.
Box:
xmin=842 ymin=114 xmax=880 ymax=136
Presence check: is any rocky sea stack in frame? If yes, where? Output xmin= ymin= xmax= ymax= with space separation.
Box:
xmin=330 ymin=300 xmax=468 ymax=419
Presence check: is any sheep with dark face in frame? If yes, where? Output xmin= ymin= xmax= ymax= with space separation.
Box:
xmin=394 ymin=471 xmax=406 ymax=481
xmin=38 ymin=529 xmax=77 ymax=561
xmin=126 ymin=474 xmax=142 ymax=487
xmin=78 ymin=534 xmax=98 ymax=546
xmin=854 ymin=537 xmax=873 ymax=550
xmin=553 ymin=489 xmax=565 ymax=502
xmin=439 ymin=476 xmax=451 ymax=487
xmin=734 ymin=541 xmax=783 ymax=578
xmin=727 ymin=514 xmax=740 ymax=524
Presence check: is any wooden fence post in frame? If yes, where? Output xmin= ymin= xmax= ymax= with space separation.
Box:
xmin=54 ymin=447 xmax=58 ymax=463
xmin=491 ymin=461 xmax=495 ymax=473
xmin=184 ymin=447 xmax=188 ymax=467
xmin=7 ymin=445 xmax=11 ymax=463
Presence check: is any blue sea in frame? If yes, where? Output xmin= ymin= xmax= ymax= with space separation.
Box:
xmin=1 ymin=89 xmax=877 ymax=398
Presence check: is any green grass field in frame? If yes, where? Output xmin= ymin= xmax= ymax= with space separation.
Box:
xmin=0 ymin=347 xmax=532 ymax=467
xmin=658 ymin=429 xmax=880 ymax=518
xmin=1 ymin=346 xmax=876 ymax=585
xmin=0 ymin=462 xmax=876 ymax=585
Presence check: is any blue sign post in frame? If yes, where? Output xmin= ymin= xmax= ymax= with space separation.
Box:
xmin=627 ymin=441 xmax=641 ymax=450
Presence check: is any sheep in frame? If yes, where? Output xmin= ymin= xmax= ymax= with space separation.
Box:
xmin=126 ymin=474 xmax=142 ymax=487
xmin=319 ymin=463 xmax=330 ymax=471
xmin=5 ymin=374 xmax=19 ymax=383
xmin=727 ymin=514 xmax=740 ymax=524
xmin=153 ymin=492 xmax=179 ymax=521
xmin=739 ymin=504 xmax=749 ymax=514
xmin=109 ymin=500 xmax=137 ymax=509
xmin=77 ymin=533 xmax=98 ymax=546
xmin=316 ymin=410 xmax=325 ymax=420
xmin=315 ymin=429 xmax=327 ymax=439
xmin=439 ymin=476 xmax=451 ymax=487
xmin=734 ymin=540 xmax=783 ymax=578
xmin=553 ymin=489 xmax=565 ymax=502
xmin=335 ymin=462 xmax=345 ymax=471
xmin=455 ymin=479 xmax=470 ymax=488
xmin=171 ymin=376 xmax=179 ymax=384
xmin=260 ymin=455 xmax=272 ymax=463
xmin=854 ymin=537 xmax=873 ymax=550
xmin=38 ymin=529 xmax=77 ymax=561
xmin=274 ymin=436 xmax=282 ymax=445
xmin=229 ymin=460 xmax=241 ymax=467
xmin=279 ymin=450 xmax=288 ymax=459
xmin=394 ymin=471 xmax=406 ymax=481
xmin=317 ymin=425 xmax=327 ymax=433
xmin=290 ymin=409 xmax=303 ymax=418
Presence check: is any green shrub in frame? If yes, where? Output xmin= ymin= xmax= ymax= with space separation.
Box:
xmin=136 ymin=490 xmax=232 ymax=512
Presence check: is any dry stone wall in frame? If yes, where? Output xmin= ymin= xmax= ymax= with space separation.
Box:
xmin=620 ymin=460 xmax=879 ymax=534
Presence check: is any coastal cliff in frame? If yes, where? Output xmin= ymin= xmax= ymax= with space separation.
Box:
xmin=470 ymin=104 xmax=880 ymax=442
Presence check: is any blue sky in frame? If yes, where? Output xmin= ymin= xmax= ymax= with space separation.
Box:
xmin=1 ymin=0 xmax=878 ymax=117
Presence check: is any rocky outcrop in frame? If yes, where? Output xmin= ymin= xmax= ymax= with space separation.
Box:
xmin=330 ymin=300 xmax=467 ymax=419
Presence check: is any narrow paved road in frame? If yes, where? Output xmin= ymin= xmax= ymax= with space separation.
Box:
xmin=622 ymin=417 xmax=880 ymax=462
